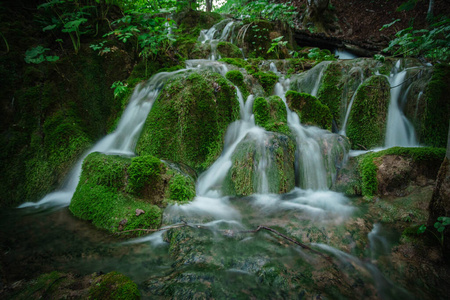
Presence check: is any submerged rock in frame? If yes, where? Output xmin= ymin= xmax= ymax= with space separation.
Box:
xmin=70 ymin=152 xmax=196 ymax=235
xmin=223 ymin=131 xmax=296 ymax=196
xmin=136 ymin=71 xmax=240 ymax=172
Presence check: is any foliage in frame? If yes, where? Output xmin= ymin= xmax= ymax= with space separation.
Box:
xmin=381 ymin=18 xmax=450 ymax=63
xmin=24 ymin=46 xmax=59 ymax=64
xmin=267 ymin=36 xmax=288 ymax=59
xmin=418 ymin=216 xmax=450 ymax=247
xmin=111 ymin=80 xmax=129 ymax=98
xmin=216 ymin=0 xmax=297 ymax=27
xmin=307 ymin=48 xmax=336 ymax=63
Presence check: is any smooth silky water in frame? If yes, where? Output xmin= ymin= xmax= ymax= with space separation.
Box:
xmin=2 ymin=21 xmax=425 ymax=299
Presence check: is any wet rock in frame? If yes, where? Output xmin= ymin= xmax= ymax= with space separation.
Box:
xmin=136 ymin=70 xmax=240 ymax=172
xmin=223 ymin=131 xmax=296 ymax=196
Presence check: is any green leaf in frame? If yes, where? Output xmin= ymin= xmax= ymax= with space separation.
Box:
xmin=46 ymin=56 xmax=59 ymax=62
xmin=417 ymin=224 xmax=427 ymax=234
xmin=43 ymin=24 xmax=57 ymax=32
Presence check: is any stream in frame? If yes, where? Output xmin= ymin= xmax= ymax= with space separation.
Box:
xmin=0 ymin=19 xmax=438 ymax=299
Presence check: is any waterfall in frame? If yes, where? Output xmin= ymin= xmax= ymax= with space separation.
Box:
xmin=384 ymin=60 xmax=419 ymax=147
xmin=340 ymin=68 xmax=365 ymax=135
xmin=198 ymin=19 xmax=236 ymax=61
xmin=19 ymin=69 xmax=187 ymax=209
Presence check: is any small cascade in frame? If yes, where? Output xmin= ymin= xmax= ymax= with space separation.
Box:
xmin=385 ymin=60 xmax=419 ymax=147
xmin=290 ymin=61 xmax=331 ymax=96
xmin=334 ymin=48 xmax=357 ymax=60
xmin=198 ymin=19 xmax=236 ymax=60
xmin=19 ymin=69 xmax=187 ymax=209
xmin=273 ymin=65 xmax=330 ymax=190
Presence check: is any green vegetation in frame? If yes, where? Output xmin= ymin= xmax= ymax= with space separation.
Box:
xmin=253 ymin=96 xmax=290 ymax=135
xmin=217 ymin=41 xmax=242 ymax=58
xmin=136 ymin=71 xmax=240 ymax=172
xmin=69 ymin=152 xmax=195 ymax=235
xmin=89 ymin=271 xmax=140 ymax=300
xmin=420 ymin=64 xmax=450 ymax=147
xmin=357 ymin=147 xmax=446 ymax=197
xmin=346 ymin=75 xmax=390 ymax=150
xmin=218 ymin=57 xmax=248 ymax=68
xmin=254 ymin=71 xmax=278 ymax=95
xmin=317 ymin=62 xmax=342 ymax=124
xmin=418 ymin=216 xmax=450 ymax=247
xmin=285 ymin=90 xmax=332 ymax=130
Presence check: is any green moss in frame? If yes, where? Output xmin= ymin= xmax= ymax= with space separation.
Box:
xmin=217 ymin=41 xmax=242 ymax=58
xmin=253 ymin=96 xmax=290 ymax=135
xmin=285 ymin=90 xmax=332 ymax=129
xmin=346 ymin=75 xmax=390 ymax=149
xmin=254 ymin=71 xmax=278 ymax=95
xmin=168 ymin=172 xmax=196 ymax=203
xmin=317 ymin=62 xmax=342 ymax=124
xmin=421 ymin=64 xmax=450 ymax=147
xmin=358 ymin=147 xmax=446 ymax=197
xmin=128 ymin=155 xmax=163 ymax=195
xmin=136 ymin=71 xmax=240 ymax=172
xmin=218 ymin=57 xmax=248 ymax=68
xmin=225 ymin=70 xmax=244 ymax=86
xmin=89 ymin=271 xmax=140 ymax=300
xmin=70 ymin=152 xmax=195 ymax=235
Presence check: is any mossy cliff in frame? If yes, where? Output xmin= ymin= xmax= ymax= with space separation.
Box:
xmin=223 ymin=132 xmax=296 ymax=196
xmin=346 ymin=75 xmax=390 ymax=150
xmin=70 ymin=152 xmax=195 ymax=235
xmin=285 ymin=90 xmax=332 ymax=130
xmin=136 ymin=71 xmax=240 ymax=172
xmin=333 ymin=147 xmax=445 ymax=198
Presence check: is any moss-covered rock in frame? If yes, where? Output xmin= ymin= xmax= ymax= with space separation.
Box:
xmin=223 ymin=131 xmax=295 ymax=196
xmin=69 ymin=152 xmax=196 ymax=235
xmin=420 ymin=64 xmax=450 ymax=148
xmin=341 ymin=147 xmax=446 ymax=198
xmin=89 ymin=271 xmax=140 ymax=300
xmin=346 ymin=75 xmax=390 ymax=149
xmin=254 ymin=71 xmax=278 ymax=95
xmin=253 ymin=95 xmax=290 ymax=135
xmin=217 ymin=41 xmax=242 ymax=58
xmin=285 ymin=90 xmax=332 ymax=130
xmin=136 ymin=71 xmax=240 ymax=172
xmin=316 ymin=62 xmax=343 ymax=125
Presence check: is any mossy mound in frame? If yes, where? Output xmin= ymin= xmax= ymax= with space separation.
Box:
xmin=223 ymin=131 xmax=296 ymax=196
xmin=136 ymin=71 xmax=240 ymax=172
xmin=285 ymin=90 xmax=332 ymax=130
xmin=253 ymin=95 xmax=290 ymax=135
xmin=217 ymin=41 xmax=242 ymax=58
xmin=254 ymin=71 xmax=279 ymax=95
xmin=70 ymin=152 xmax=196 ymax=235
xmin=346 ymin=75 xmax=390 ymax=150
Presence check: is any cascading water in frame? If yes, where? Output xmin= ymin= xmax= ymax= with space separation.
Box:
xmin=198 ymin=19 xmax=236 ymax=60
xmin=19 ymin=69 xmax=187 ymax=209
xmin=340 ymin=67 xmax=365 ymax=135
xmin=384 ymin=60 xmax=420 ymax=147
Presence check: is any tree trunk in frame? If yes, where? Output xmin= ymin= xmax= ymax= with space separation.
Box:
xmin=206 ymin=0 xmax=213 ymax=12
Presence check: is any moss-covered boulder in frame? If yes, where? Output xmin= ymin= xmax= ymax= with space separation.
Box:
xmin=254 ymin=71 xmax=279 ymax=95
xmin=217 ymin=41 xmax=242 ymax=58
xmin=70 ymin=152 xmax=196 ymax=235
xmin=316 ymin=62 xmax=343 ymax=125
xmin=346 ymin=75 xmax=390 ymax=150
xmin=333 ymin=147 xmax=445 ymax=198
xmin=89 ymin=271 xmax=140 ymax=300
xmin=223 ymin=131 xmax=295 ymax=196
xmin=136 ymin=71 xmax=240 ymax=172
xmin=418 ymin=64 xmax=450 ymax=148
xmin=253 ymin=95 xmax=290 ymax=135
xmin=285 ymin=90 xmax=332 ymax=130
